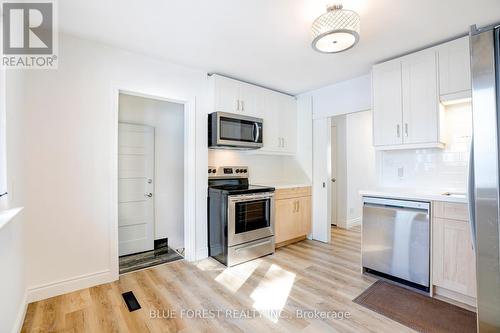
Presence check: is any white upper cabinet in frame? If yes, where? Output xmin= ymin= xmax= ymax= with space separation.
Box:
xmin=209 ymin=74 xmax=297 ymax=155
xmin=401 ymin=49 xmax=440 ymax=145
xmin=255 ymin=90 xmax=297 ymax=154
xmin=437 ymin=36 xmax=471 ymax=102
xmin=213 ymin=75 xmax=241 ymax=114
xmin=372 ymin=45 xmax=452 ymax=150
xmin=372 ymin=59 xmax=403 ymax=146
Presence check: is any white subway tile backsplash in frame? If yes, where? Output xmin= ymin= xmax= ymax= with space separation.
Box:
xmin=378 ymin=102 xmax=472 ymax=192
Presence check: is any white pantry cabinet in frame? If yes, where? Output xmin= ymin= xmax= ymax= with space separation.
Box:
xmin=209 ymin=74 xmax=297 ymax=155
xmin=437 ymin=36 xmax=472 ymax=102
xmin=373 ymin=49 xmax=443 ymax=149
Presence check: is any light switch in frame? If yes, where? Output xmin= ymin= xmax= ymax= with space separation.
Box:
xmin=397 ymin=167 xmax=404 ymax=178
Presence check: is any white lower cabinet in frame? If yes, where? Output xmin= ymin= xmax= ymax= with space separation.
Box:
xmin=432 ymin=201 xmax=477 ymax=307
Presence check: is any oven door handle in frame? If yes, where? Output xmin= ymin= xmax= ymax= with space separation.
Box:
xmin=228 ymin=192 xmax=274 ymax=203
xmin=235 ymin=238 xmax=273 ymax=252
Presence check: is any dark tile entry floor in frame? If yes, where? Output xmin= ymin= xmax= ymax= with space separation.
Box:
xmin=119 ymin=246 xmax=183 ymax=274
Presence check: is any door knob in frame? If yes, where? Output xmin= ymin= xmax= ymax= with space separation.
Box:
xmin=145 ymin=193 xmax=153 ymax=198
xmin=331 ymin=178 xmax=336 ymax=182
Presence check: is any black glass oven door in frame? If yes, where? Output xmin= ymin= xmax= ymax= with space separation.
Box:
xmin=234 ymin=199 xmax=270 ymax=234
xmin=227 ymin=194 xmax=274 ymax=246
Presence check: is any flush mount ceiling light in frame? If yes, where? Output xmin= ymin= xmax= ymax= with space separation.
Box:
xmin=311 ymin=4 xmax=360 ymax=53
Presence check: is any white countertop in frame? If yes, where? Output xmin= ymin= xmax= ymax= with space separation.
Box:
xmin=0 ymin=207 xmax=24 ymax=231
xmin=255 ymin=181 xmax=312 ymax=189
xmin=359 ymin=188 xmax=468 ymax=204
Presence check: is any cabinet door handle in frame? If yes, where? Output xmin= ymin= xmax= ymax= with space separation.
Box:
xmin=396 ymin=124 xmax=401 ymax=138
xmin=236 ymin=100 xmax=240 ymax=111
xmin=404 ymin=123 xmax=409 ymax=137
xmin=297 ymin=200 xmax=300 ymax=212
xmin=241 ymin=100 xmax=245 ymax=111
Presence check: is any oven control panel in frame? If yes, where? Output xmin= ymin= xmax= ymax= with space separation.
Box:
xmin=208 ymin=166 xmax=248 ymax=178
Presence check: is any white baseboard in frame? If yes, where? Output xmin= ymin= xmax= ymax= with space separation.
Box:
xmin=335 ymin=217 xmax=361 ymax=229
xmin=346 ymin=217 xmax=361 ymax=228
xmin=26 ymin=269 xmax=114 ymax=303
xmin=12 ymin=291 xmax=28 ymax=333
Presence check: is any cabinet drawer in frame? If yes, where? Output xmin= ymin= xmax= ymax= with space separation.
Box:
xmin=275 ymin=186 xmax=311 ymax=200
xmin=433 ymin=201 xmax=468 ymax=221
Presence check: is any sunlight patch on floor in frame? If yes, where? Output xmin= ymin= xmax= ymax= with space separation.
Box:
xmin=193 ymin=258 xmax=224 ymax=271
xmin=250 ymin=264 xmax=296 ymax=322
xmin=214 ymin=259 xmax=261 ymax=293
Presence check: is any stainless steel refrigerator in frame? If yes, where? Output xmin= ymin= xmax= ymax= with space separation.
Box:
xmin=469 ymin=23 xmax=500 ymax=333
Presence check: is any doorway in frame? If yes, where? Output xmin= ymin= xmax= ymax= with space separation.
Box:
xmin=117 ymin=92 xmax=185 ymax=274
xmin=330 ymin=111 xmax=376 ymax=230
xmin=312 ymin=110 xmax=376 ymax=243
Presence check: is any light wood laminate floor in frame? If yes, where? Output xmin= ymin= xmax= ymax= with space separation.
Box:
xmin=21 ymin=226 xmax=415 ymax=332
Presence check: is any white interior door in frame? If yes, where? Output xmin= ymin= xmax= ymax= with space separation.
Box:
xmin=118 ymin=123 xmax=155 ymax=256
xmin=330 ymin=125 xmax=337 ymax=225
xmin=312 ymin=117 xmax=331 ymax=243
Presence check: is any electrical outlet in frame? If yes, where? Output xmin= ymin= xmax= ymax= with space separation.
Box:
xmin=397 ymin=167 xmax=404 ymax=178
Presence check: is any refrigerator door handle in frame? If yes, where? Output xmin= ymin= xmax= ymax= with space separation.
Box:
xmin=467 ymin=138 xmax=477 ymax=250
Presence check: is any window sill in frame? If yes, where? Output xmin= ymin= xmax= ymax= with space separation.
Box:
xmin=0 ymin=207 xmax=23 ymax=231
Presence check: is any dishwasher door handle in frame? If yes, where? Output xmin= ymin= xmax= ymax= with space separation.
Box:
xmin=364 ymin=203 xmax=429 ymax=215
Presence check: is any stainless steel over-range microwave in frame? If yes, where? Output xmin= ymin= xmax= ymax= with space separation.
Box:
xmin=208 ymin=112 xmax=263 ymax=149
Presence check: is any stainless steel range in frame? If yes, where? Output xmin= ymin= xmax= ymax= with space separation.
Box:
xmin=207 ymin=166 xmax=275 ymax=266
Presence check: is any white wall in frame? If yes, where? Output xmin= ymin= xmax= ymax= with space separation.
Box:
xmin=378 ymin=102 xmax=472 ymax=192
xmin=119 ymin=94 xmax=185 ymax=250
xmin=296 ymin=95 xmax=313 ymax=180
xmin=0 ymin=68 xmax=7 ymax=209
xmin=308 ymin=74 xmax=372 ymax=119
xmin=6 ymin=33 xmax=209 ymax=302
xmin=345 ymin=111 xmax=376 ymax=225
xmin=207 ymin=151 xmax=309 ymax=184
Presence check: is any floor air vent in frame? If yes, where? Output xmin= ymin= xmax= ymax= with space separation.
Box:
xmin=122 ymin=291 xmax=141 ymax=312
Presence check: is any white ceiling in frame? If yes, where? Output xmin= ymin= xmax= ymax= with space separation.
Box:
xmin=59 ymin=0 xmax=500 ymax=95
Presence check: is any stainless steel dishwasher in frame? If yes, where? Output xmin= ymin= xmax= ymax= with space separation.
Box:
xmin=362 ymin=197 xmax=430 ymax=291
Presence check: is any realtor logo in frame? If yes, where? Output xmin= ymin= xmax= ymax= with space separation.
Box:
xmin=1 ymin=0 xmax=58 ymax=68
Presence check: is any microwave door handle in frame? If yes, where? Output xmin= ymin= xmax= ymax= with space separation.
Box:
xmin=254 ymin=123 xmax=260 ymax=142
xmin=254 ymin=123 xmax=260 ymax=143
